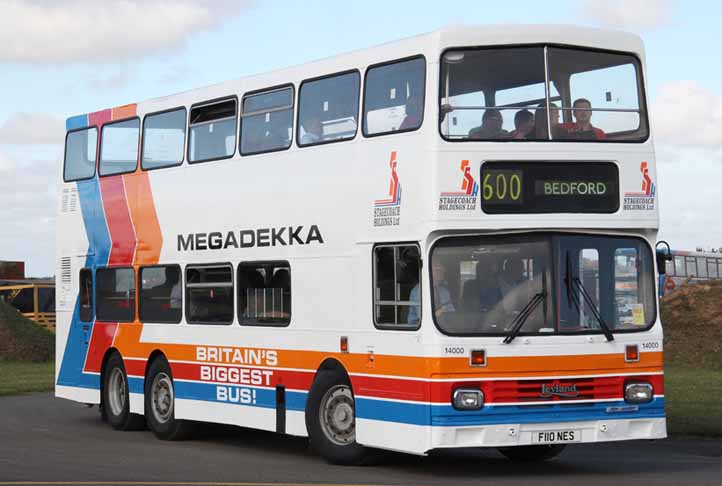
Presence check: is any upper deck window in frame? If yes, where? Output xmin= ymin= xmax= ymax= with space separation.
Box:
xmin=142 ymin=108 xmax=186 ymax=170
xmin=100 ymin=118 xmax=140 ymax=176
xmin=240 ymin=86 xmax=293 ymax=155
xmin=363 ymin=56 xmax=425 ymax=136
xmin=298 ymin=71 xmax=359 ymax=146
xmin=440 ymin=46 xmax=647 ymax=142
xmin=189 ymin=98 xmax=237 ymax=163
xmin=64 ymin=127 xmax=97 ymax=182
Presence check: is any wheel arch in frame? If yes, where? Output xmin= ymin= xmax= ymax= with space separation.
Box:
xmin=144 ymin=349 xmax=168 ymax=386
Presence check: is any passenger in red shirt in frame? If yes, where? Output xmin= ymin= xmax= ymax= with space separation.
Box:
xmin=559 ymin=98 xmax=607 ymax=140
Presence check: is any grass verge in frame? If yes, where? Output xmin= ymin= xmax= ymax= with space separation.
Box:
xmin=0 ymin=361 xmax=54 ymax=396
xmin=665 ymin=367 xmax=722 ymax=438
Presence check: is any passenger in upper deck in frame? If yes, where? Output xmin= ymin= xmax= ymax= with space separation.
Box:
xmin=300 ymin=115 xmax=323 ymax=145
xmin=533 ymin=102 xmax=564 ymax=139
xmin=468 ymin=109 xmax=509 ymax=139
xmin=510 ymin=109 xmax=534 ymax=139
xmin=559 ymin=98 xmax=607 ymax=140
xmin=399 ymin=96 xmax=422 ymax=130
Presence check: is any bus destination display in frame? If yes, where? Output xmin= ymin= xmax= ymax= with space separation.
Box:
xmin=481 ymin=161 xmax=619 ymax=214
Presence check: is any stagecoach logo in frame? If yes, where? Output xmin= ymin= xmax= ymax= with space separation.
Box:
xmin=623 ymin=161 xmax=656 ymax=211
xmin=540 ymin=382 xmax=580 ymax=398
xmin=438 ymin=159 xmax=478 ymax=211
xmin=373 ymin=151 xmax=402 ymax=227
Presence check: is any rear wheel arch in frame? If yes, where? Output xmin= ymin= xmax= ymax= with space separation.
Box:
xmin=312 ymin=358 xmax=352 ymax=389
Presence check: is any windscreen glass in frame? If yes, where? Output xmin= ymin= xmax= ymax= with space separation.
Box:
xmin=431 ymin=233 xmax=656 ymax=336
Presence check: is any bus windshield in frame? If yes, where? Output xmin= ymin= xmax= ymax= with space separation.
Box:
xmin=431 ymin=233 xmax=656 ymax=336
xmin=440 ymin=46 xmax=647 ymax=142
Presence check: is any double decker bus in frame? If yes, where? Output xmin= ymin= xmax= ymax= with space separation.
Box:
xmin=56 ymin=25 xmax=665 ymax=464
xmin=661 ymin=248 xmax=722 ymax=295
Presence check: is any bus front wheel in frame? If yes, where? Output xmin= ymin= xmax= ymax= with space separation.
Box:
xmin=498 ymin=444 xmax=566 ymax=462
xmin=144 ymin=356 xmax=191 ymax=440
xmin=306 ymin=370 xmax=367 ymax=465
xmin=102 ymin=352 xmax=144 ymax=431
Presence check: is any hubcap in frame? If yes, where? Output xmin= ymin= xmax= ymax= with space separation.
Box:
xmin=108 ymin=367 xmax=126 ymax=417
xmin=319 ymin=384 xmax=356 ymax=446
xmin=151 ymin=372 xmax=174 ymax=424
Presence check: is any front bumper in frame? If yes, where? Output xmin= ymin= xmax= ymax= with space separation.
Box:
xmin=431 ymin=417 xmax=667 ymax=448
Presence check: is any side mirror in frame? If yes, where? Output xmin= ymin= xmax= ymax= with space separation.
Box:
xmin=655 ymin=240 xmax=673 ymax=275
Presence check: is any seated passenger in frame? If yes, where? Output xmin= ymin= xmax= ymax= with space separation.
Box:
xmin=533 ymin=102 xmax=563 ymax=139
xmin=468 ymin=109 xmax=509 ymax=139
xmin=559 ymin=98 xmax=607 ymax=140
xmin=509 ymin=109 xmax=534 ymax=139
xmin=462 ymin=258 xmax=503 ymax=313
xmin=399 ymin=96 xmax=422 ymax=130
xmin=300 ymin=115 xmax=323 ymax=145
xmin=408 ymin=260 xmax=455 ymax=324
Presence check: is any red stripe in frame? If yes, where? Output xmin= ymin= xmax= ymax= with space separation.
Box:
xmin=125 ymin=358 xmax=147 ymax=377
xmin=170 ymin=362 xmax=315 ymax=390
xmin=164 ymin=360 xmax=664 ymax=405
xmin=353 ymin=373 xmax=664 ymax=404
xmin=99 ymin=176 xmax=137 ymax=266
xmin=83 ymin=322 xmax=118 ymax=373
xmin=89 ymin=109 xmax=111 ymax=127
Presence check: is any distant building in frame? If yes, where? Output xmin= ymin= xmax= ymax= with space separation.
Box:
xmin=0 ymin=261 xmax=25 ymax=280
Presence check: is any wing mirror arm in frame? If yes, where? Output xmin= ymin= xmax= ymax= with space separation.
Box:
xmin=655 ymin=240 xmax=673 ymax=275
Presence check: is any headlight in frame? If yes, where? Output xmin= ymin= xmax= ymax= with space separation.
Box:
xmin=624 ymin=382 xmax=653 ymax=404
xmin=452 ymin=388 xmax=484 ymax=410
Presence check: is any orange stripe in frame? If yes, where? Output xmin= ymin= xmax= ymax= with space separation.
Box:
xmin=125 ymin=172 xmax=163 ymax=266
xmin=114 ymin=339 xmax=663 ymax=380
xmin=112 ymin=103 xmax=137 ymax=121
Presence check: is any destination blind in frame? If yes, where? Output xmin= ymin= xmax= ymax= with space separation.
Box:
xmin=480 ymin=161 xmax=619 ymax=214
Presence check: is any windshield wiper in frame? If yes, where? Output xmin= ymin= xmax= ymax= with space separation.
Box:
xmin=564 ymin=251 xmax=614 ymax=342
xmin=502 ymin=273 xmax=547 ymax=344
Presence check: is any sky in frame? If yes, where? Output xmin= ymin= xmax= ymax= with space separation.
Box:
xmin=0 ymin=0 xmax=721 ymax=277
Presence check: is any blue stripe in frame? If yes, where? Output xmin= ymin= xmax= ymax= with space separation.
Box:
xmin=128 ymin=377 xmax=664 ymax=428
xmin=128 ymin=376 xmax=144 ymax=395
xmin=356 ymin=397 xmax=665 ymax=426
xmin=57 ymin=129 xmax=113 ymax=390
xmin=173 ymin=381 xmax=308 ymax=411
xmin=66 ymin=114 xmax=89 ymax=131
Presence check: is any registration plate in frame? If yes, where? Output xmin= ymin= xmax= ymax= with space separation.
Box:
xmin=531 ymin=429 xmax=582 ymax=444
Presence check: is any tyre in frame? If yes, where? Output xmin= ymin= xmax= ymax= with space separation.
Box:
xmin=305 ymin=370 xmax=367 ymax=465
xmin=102 ymin=353 xmax=145 ymax=430
xmin=144 ymin=356 xmax=191 ymax=440
xmin=498 ymin=444 xmax=566 ymax=462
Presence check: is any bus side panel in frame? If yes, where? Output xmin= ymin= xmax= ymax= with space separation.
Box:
xmin=56 ymin=174 xmax=110 ymax=403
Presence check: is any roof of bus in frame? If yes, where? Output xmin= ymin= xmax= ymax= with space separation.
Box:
xmin=66 ymin=24 xmax=645 ymax=125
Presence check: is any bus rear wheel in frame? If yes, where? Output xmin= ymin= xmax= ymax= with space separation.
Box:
xmin=306 ymin=370 xmax=367 ymax=465
xmin=102 ymin=353 xmax=144 ymax=431
xmin=144 ymin=357 xmax=191 ymax=440
xmin=498 ymin=444 xmax=566 ymax=462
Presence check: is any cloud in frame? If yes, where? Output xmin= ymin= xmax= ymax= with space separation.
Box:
xmin=0 ymin=153 xmax=57 ymax=277
xmin=157 ymin=64 xmax=198 ymax=85
xmin=88 ymin=71 xmax=132 ymax=92
xmin=576 ymin=0 xmax=674 ymax=31
xmin=0 ymin=112 xmax=65 ymax=145
xmin=657 ymin=154 xmax=722 ymax=251
xmin=0 ymin=152 xmax=18 ymax=172
xmin=0 ymin=0 xmax=253 ymax=64
xmin=652 ymin=80 xmax=722 ymax=147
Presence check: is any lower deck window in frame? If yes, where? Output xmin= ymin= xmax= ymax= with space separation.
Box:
xmin=238 ymin=262 xmax=291 ymax=326
xmin=139 ymin=265 xmax=182 ymax=323
xmin=373 ymin=244 xmax=421 ymax=328
xmin=185 ymin=264 xmax=233 ymax=324
xmin=79 ymin=269 xmax=93 ymax=321
xmin=96 ymin=267 xmax=135 ymax=322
